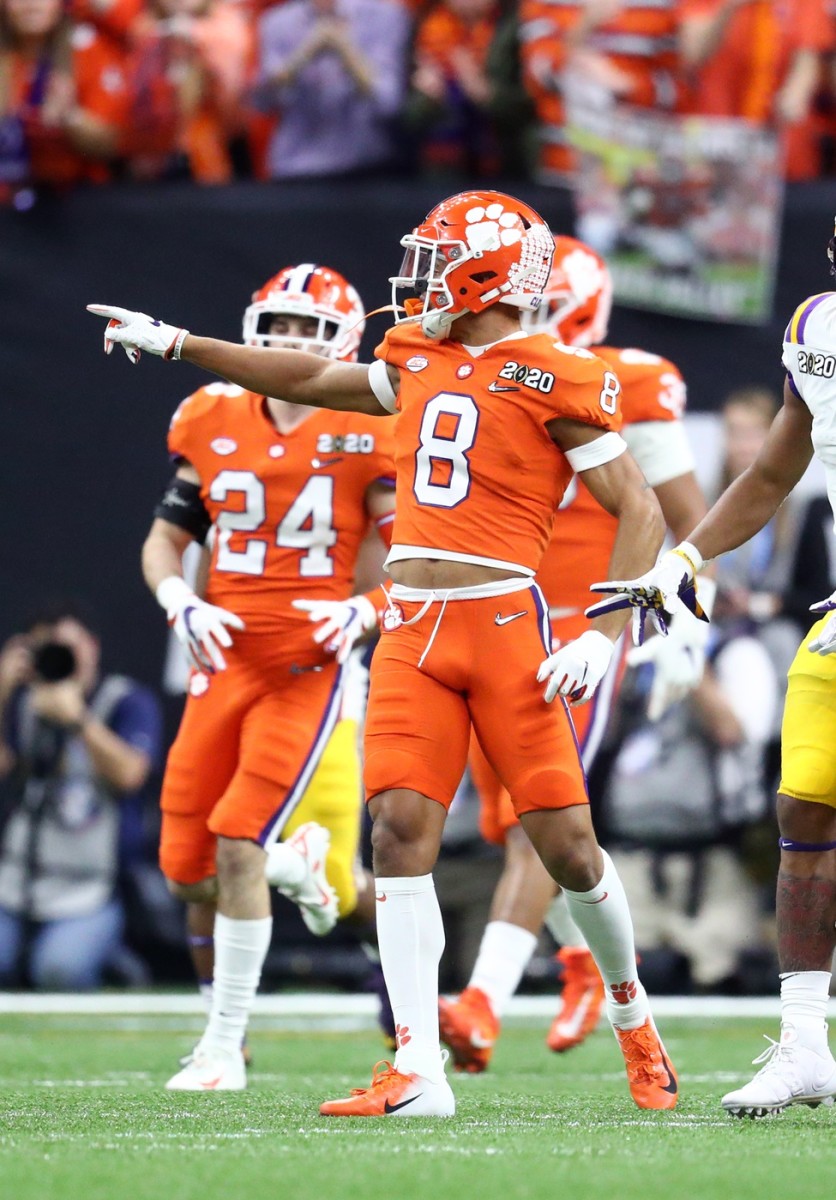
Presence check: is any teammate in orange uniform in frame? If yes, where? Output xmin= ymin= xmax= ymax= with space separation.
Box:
xmin=90 ymin=190 xmax=678 ymax=1117
xmin=439 ymin=236 xmax=713 ymax=1072
xmin=138 ymin=264 xmax=396 ymax=1091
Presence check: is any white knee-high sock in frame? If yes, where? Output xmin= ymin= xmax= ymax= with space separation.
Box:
xmin=203 ymin=913 xmax=273 ymax=1056
xmin=780 ymin=971 xmax=831 ymax=1050
xmin=562 ymin=850 xmax=649 ymax=1030
xmin=469 ymin=921 xmax=538 ymax=1017
xmin=544 ymin=891 xmax=589 ymax=951
xmin=375 ymin=874 xmax=446 ymax=1082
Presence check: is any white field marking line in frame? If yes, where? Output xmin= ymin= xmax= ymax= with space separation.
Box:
xmin=2 ymin=993 xmax=830 ymax=1017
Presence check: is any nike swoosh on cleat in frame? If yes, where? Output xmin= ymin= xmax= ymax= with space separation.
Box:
xmin=200 ymin=1076 xmax=223 ymax=1089
xmin=495 ymin=611 xmax=527 ymax=626
xmin=375 ymin=893 xmax=387 ymax=902
xmin=577 ymin=892 xmax=608 ymax=904
xmin=384 ymin=1093 xmax=423 ymax=1113
xmin=659 ymin=1050 xmax=678 ymax=1095
xmin=469 ymin=1034 xmax=495 ymax=1049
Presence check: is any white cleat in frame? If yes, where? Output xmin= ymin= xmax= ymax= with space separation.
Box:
xmin=166 ymin=1046 xmax=247 ymax=1092
xmin=265 ymin=821 xmax=338 ymax=936
xmin=721 ymin=1025 xmax=836 ymax=1118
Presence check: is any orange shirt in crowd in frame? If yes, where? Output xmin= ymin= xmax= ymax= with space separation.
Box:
xmin=413 ymin=3 xmax=497 ymax=76
xmin=9 ymin=24 xmax=130 ymax=187
xmin=520 ymin=0 xmax=682 ymax=181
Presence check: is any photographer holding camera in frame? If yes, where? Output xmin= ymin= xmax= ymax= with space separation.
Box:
xmin=0 ymin=603 xmax=162 ymax=990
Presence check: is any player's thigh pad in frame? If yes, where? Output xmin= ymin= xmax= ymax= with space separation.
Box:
xmin=159 ymin=672 xmax=250 ymax=884
xmin=363 ymin=626 xmax=471 ymax=807
xmin=209 ymin=662 xmax=344 ymax=845
xmin=470 ymin=601 xmax=588 ymax=816
xmin=780 ymin=623 xmax=836 ymax=807
xmin=283 ymin=718 xmax=363 ymax=916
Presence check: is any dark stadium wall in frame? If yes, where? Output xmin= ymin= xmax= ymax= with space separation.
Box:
xmin=1 ymin=180 xmax=833 ymax=690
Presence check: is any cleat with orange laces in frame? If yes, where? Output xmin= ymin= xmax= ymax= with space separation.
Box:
xmin=613 ymin=1017 xmax=679 ymax=1110
xmin=320 ymin=1059 xmax=455 ymax=1117
xmin=438 ymin=986 xmax=500 ymax=1073
xmin=547 ymin=947 xmax=605 ymax=1053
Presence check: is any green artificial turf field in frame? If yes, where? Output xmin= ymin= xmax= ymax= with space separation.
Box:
xmin=1 ymin=1011 xmax=834 ymax=1200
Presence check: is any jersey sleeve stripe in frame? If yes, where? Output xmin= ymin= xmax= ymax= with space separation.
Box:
xmin=789 ymin=293 xmax=831 ymax=345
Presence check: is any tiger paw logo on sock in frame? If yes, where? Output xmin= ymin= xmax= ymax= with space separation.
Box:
xmin=395 ymin=1024 xmax=412 ymax=1047
xmin=610 ymin=981 xmax=637 ymax=1004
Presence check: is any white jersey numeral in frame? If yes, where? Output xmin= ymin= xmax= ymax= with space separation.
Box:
xmin=414 ymin=391 xmax=479 ymax=508
xmin=210 ymin=469 xmax=268 ymax=576
xmin=276 ymin=475 xmax=337 ymax=577
xmin=210 ymin=470 xmax=336 ymax=578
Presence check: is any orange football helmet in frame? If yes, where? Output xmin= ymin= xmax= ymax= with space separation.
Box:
xmin=391 ymin=191 xmax=554 ymax=339
xmin=522 ymin=236 xmax=613 ymax=348
xmin=242 ymin=263 xmax=365 ymax=361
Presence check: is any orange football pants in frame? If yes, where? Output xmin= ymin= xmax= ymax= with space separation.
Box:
xmin=159 ymin=629 xmax=344 ymax=885
xmin=471 ymin=611 xmax=628 ymax=845
xmin=364 ymin=579 xmax=588 ymax=815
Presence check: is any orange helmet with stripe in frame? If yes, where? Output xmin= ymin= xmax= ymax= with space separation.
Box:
xmin=243 ymin=263 xmax=365 ymax=361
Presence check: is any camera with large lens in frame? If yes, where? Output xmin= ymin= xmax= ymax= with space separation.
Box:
xmin=32 ymin=641 xmax=77 ymax=683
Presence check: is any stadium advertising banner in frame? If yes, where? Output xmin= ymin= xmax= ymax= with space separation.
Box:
xmin=564 ymin=95 xmax=784 ymax=324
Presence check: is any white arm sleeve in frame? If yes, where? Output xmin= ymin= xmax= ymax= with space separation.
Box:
xmin=564 ymin=431 xmax=627 ymax=473
xmin=622 ymin=420 xmax=696 ymax=488
xmin=368 ymin=359 xmax=398 ymax=414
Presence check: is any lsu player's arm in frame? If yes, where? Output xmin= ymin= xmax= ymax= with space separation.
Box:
xmin=549 ymin=416 xmax=665 ymax=643
xmin=685 ymin=377 xmax=813 ymax=565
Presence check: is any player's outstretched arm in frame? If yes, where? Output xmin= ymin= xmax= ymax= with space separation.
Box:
xmin=86 ymin=304 xmax=390 ymax=416
xmin=587 ymin=379 xmax=814 ymax=633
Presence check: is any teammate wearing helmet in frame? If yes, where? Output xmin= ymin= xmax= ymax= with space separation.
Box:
xmin=588 ymin=224 xmax=836 ymax=1119
xmin=139 ymin=264 xmax=396 ymax=1091
xmin=438 ymin=236 xmax=712 ymax=1073
xmin=90 ymin=190 xmax=677 ymax=1117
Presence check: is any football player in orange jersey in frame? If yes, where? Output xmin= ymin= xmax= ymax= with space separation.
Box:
xmin=138 ymin=264 xmax=397 ymax=1090
xmin=90 ymin=190 xmax=678 ymax=1117
xmin=438 ymin=236 xmax=715 ymax=1073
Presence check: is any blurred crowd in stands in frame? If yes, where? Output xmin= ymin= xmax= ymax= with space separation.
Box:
xmin=2 ymin=0 xmax=836 ymax=204
xmin=1 ymin=389 xmax=833 ymax=997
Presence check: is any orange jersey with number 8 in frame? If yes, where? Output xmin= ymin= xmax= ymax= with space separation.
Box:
xmin=167 ymin=383 xmax=396 ymax=631
xmin=375 ymin=324 xmax=623 ymax=576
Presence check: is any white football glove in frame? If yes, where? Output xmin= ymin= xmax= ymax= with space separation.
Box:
xmin=536 ymin=629 xmax=614 ymax=705
xmin=586 ymin=541 xmax=709 ymax=644
xmin=809 ymin=592 xmax=836 ymax=655
xmin=156 ymin=576 xmax=244 ymax=673
xmin=292 ymin=594 xmax=378 ymax=665
xmin=627 ymin=598 xmax=711 ymax=721
xmin=87 ymin=303 xmax=188 ymax=364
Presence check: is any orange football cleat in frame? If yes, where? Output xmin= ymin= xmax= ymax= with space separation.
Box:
xmin=320 ymin=1060 xmax=455 ymax=1117
xmin=613 ymin=1017 xmax=679 ymax=1110
xmin=546 ymin=947 xmax=605 ymax=1053
xmin=438 ymin=986 xmax=500 ymax=1073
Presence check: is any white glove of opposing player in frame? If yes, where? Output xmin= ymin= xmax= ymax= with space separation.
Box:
xmin=292 ymin=595 xmax=378 ymax=665
xmin=87 ymin=304 xmax=188 ymax=364
xmin=586 ymin=542 xmax=709 ymax=644
xmin=627 ymin=597 xmax=711 ymax=721
xmin=156 ymin=576 xmax=244 ymax=673
xmin=808 ymin=592 xmax=836 ymax=655
xmin=536 ymin=629 xmax=614 ymax=705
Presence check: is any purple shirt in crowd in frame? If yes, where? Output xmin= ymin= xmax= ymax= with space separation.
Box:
xmin=258 ymin=0 xmax=410 ymax=179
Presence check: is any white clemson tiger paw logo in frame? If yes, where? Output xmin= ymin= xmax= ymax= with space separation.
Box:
xmin=561 ymin=249 xmax=606 ymax=304
xmin=465 ymin=203 xmax=522 ymax=251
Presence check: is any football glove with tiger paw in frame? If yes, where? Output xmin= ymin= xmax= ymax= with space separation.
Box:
xmin=537 ymin=629 xmax=614 ymax=705
xmin=87 ymin=304 xmax=188 ymax=364
xmin=156 ymin=576 xmax=244 ymax=674
xmin=292 ymin=595 xmax=379 ymax=665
